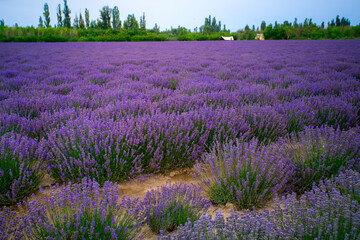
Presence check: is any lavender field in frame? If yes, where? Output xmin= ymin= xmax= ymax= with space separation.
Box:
xmin=1 ymin=40 xmax=360 ymax=239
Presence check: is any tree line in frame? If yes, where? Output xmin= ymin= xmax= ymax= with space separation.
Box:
xmin=236 ymin=16 xmax=359 ymax=40
xmin=0 ymin=0 xmax=359 ymax=42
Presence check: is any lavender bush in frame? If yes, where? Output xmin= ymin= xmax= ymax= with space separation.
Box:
xmin=0 ymin=132 xmax=43 ymax=206
xmin=161 ymin=170 xmax=360 ymax=240
xmin=143 ymin=182 xmax=211 ymax=234
xmin=195 ymin=139 xmax=293 ymax=210
xmin=286 ymin=126 xmax=360 ymax=193
xmin=18 ymin=178 xmax=145 ymax=240
xmin=0 ymin=207 xmax=22 ymax=240
xmin=46 ymin=117 xmax=143 ymax=185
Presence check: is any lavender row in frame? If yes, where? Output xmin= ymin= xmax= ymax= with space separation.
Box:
xmin=1 ymin=170 xmax=359 ymax=239
xmin=161 ymin=170 xmax=360 ymax=240
xmin=0 ymin=180 xmax=210 ymax=239
xmin=195 ymin=126 xmax=360 ymax=210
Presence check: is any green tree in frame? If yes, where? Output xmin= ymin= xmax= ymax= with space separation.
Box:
xmin=57 ymin=4 xmax=62 ymax=27
xmin=112 ymin=6 xmax=121 ymax=29
xmin=0 ymin=19 xmax=4 ymax=28
xmin=153 ymin=23 xmax=160 ymax=33
xmin=85 ymin=8 xmax=90 ymax=28
xmin=73 ymin=14 xmax=79 ymax=29
xmin=99 ymin=6 xmax=111 ymax=29
xmin=38 ymin=16 xmax=44 ymax=28
xmin=43 ymin=3 xmax=50 ymax=28
xmin=260 ymin=21 xmax=266 ymax=31
xmin=63 ymin=0 xmax=71 ymax=28
xmin=79 ymin=13 xmax=85 ymax=29
xmin=245 ymin=24 xmax=250 ymax=31
xmin=140 ymin=12 xmax=146 ymax=31
xmin=90 ymin=20 xmax=97 ymax=29
xmin=293 ymin=18 xmax=298 ymax=28
xmin=335 ymin=15 xmax=341 ymax=27
xmin=123 ymin=14 xmax=139 ymax=32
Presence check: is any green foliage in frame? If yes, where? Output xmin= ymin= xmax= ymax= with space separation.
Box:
xmin=140 ymin=12 xmax=146 ymax=32
xmin=38 ymin=16 xmax=44 ymax=28
xmin=56 ymin=4 xmax=62 ymax=27
xmin=99 ymin=6 xmax=112 ymax=29
xmin=123 ymin=14 xmax=139 ymax=32
xmin=79 ymin=13 xmax=85 ymax=29
xmin=112 ymin=6 xmax=121 ymax=29
xmin=62 ymin=0 xmax=71 ymax=28
xmin=2 ymin=12 xmax=359 ymax=42
xmin=200 ymin=15 xmax=226 ymax=34
xmin=85 ymin=8 xmax=90 ymax=28
xmin=73 ymin=14 xmax=79 ymax=29
xmin=43 ymin=3 xmax=50 ymax=28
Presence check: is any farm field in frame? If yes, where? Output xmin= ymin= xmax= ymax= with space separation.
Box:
xmin=1 ymin=40 xmax=360 ymax=239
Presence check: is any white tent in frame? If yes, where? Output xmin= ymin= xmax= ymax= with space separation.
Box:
xmin=221 ymin=36 xmax=234 ymax=41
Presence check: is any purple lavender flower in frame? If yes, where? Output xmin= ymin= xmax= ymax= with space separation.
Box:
xmin=0 ymin=132 xmax=43 ymax=206
xmin=17 ymin=178 xmax=145 ymax=239
xmin=195 ymin=138 xmax=294 ymax=210
xmin=143 ymin=182 xmax=211 ymax=234
xmin=286 ymin=126 xmax=360 ymax=193
xmin=161 ymin=170 xmax=360 ymax=240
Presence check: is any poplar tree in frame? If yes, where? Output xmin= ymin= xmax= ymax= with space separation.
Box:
xmin=63 ymin=0 xmax=71 ymax=28
xmin=73 ymin=14 xmax=79 ymax=29
xmin=85 ymin=8 xmax=90 ymax=28
xmin=79 ymin=13 xmax=85 ymax=29
xmin=43 ymin=3 xmax=50 ymax=28
xmin=112 ymin=6 xmax=121 ymax=29
xmin=123 ymin=14 xmax=139 ymax=32
xmin=261 ymin=21 xmax=266 ymax=31
xmin=38 ymin=16 xmax=44 ymax=28
xmin=99 ymin=6 xmax=111 ymax=29
xmin=140 ymin=12 xmax=146 ymax=31
xmin=57 ymin=4 xmax=62 ymax=27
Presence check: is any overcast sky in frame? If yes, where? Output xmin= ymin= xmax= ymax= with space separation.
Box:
xmin=1 ymin=0 xmax=359 ymax=31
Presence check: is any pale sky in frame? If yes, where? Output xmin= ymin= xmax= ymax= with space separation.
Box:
xmin=0 ymin=0 xmax=359 ymax=31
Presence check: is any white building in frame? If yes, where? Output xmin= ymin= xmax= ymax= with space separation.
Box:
xmin=221 ymin=36 xmax=234 ymax=41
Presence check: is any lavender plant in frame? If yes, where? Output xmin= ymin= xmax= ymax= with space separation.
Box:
xmin=286 ymin=126 xmax=360 ymax=193
xmin=0 ymin=132 xmax=43 ymax=206
xmin=0 ymin=207 xmax=22 ymax=240
xmin=46 ymin=118 xmax=143 ymax=185
xmin=240 ymin=105 xmax=287 ymax=144
xmin=143 ymin=182 xmax=211 ymax=234
xmin=19 ymin=178 xmax=145 ymax=240
xmin=195 ymin=139 xmax=293 ymax=210
xmin=161 ymin=170 xmax=360 ymax=240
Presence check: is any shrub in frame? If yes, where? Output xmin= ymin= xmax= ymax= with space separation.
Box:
xmin=286 ymin=126 xmax=360 ymax=193
xmin=195 ymin=139 xmax=293 ymax=210
xmin=160 ymin=170 xmax=360 ymax=240
xmin=46 ymin=118 xmax=143 ymax=185
xmin=240 ymin=105 xmax=287 ymax=144
xmin=143 ymin=182 xmax=211 ymax=234
xmin=0 ymin=132 xmax=43 ymax=206
xmin=0 ymin=207 xmax=22 ymax=240
xmin=18 ymin=178 xmax=145 ymax=240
